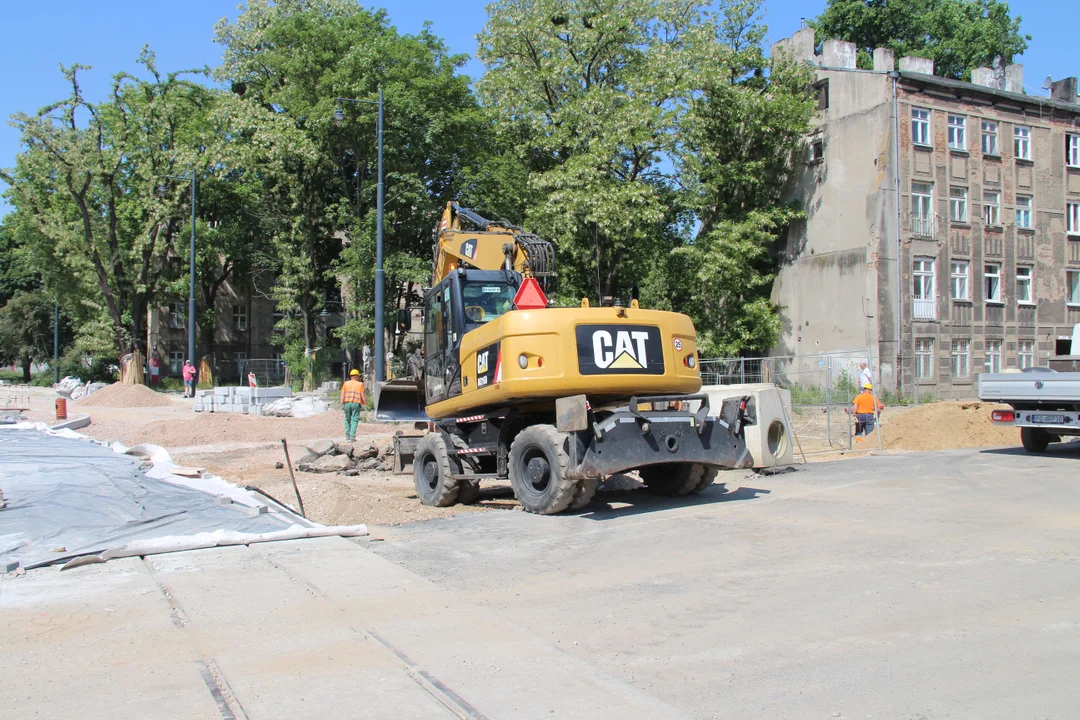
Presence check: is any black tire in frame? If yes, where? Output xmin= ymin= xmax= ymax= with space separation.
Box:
xmin=639 ymin=463 xmax=719 ymax=496
xmin=457 ymin=479 xmax=481 ymax=505
xmin=1021 ymin=427 xmax=1050 ymax=453
xmin=569 ymin=478 xmax=600 ymax=511
xmin=508 ymin=425 xmax=577 ymax=514
xmin=413 ymin=433 xmax=461 ymax=506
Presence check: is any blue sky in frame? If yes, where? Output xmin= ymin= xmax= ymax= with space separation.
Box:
xmin=0 ymin=1 xmax=1071 ymax=215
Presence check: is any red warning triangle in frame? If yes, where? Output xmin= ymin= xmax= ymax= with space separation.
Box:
xmin=513 ymin=277 xmax=548 ymax=310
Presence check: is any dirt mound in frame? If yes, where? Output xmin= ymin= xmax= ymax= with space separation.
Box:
xmin=76 ymin=382 xmax=175 ymax=408
xmin=883 ymin=401 xmax=1016 ymax=452
xmin=88 ymin=409 xmax=395 ymax=448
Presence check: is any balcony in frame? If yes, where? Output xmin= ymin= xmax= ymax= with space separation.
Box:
xmin=910 ymin=216 xmax=935 ymax=240
xmin=913 ymin=298 xmax=936 ymax=321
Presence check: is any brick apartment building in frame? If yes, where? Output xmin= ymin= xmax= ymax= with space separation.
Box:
xmin=147 ymin=273 xmax=348 ymax=382
xmin=771 ymin=28 xmax=1080 ymax=398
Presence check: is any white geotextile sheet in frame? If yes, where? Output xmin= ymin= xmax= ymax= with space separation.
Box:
xmin=0 ymin=424 xmax=365 ymax=570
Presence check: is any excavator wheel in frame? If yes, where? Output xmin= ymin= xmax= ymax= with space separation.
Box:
xmin=413 ymin=433 xmax=462 ymax=507
xmin=569 ymin=478 xmax=600 ymax=511
xmin=508 ymin=425 xmax=578 ymax=514
xmin=639 ymin=463 xmax=719 ymax=497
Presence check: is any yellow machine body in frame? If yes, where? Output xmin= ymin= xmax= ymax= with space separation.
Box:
xmin=426 ymin=306 xmax=702 ymax=419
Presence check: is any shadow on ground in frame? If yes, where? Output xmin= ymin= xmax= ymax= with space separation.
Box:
xmin=577 ymin=473 xmax=771 ymax=521
xmin=980 ymin=439 xmax=1080 ymax=459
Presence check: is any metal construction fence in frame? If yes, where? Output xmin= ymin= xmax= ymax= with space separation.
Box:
xmin=237 ymin=359 xmax=288 ymax=388
xmin=699 ymin=350 xmax=885 ymax=455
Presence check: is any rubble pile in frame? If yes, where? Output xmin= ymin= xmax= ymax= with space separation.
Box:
xmin=294 ymin=437 xmax=394 ymax=475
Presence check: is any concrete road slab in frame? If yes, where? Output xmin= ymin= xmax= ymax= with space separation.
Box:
xmin=145 ymin=543 xmax=452 ymax=720
xmin=0 ymin=557 xmax=221 ymax=720
xmin=257 ymin=536 xmax=693 ymax=720
xmin=371 ymin=447 xmax=1080 ymax=719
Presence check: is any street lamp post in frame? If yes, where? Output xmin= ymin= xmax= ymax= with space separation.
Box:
xmin=333 ymin=89 xmax=386 ymax=384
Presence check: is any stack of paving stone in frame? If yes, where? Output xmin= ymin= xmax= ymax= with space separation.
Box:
xmin=193 ymin=386 xmax=292 ymax=415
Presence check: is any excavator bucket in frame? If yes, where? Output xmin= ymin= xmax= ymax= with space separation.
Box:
xmin=374 ymin=379 xmax=430 ymax=423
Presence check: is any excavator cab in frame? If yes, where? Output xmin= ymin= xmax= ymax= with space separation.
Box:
xmin=423 ymin=268 xmax=519 ymax=407
xmin=374 ymin=268 xmax=520 ymax=422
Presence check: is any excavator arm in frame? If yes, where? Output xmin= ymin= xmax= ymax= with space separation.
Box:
xmin=432 ymin=202 xmax=554 ymax=284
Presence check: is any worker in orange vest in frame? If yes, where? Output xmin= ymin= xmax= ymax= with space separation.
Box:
xmin=340 ymin=369 xmax=367 ymax=442
xmin=852 ymin=383 xmax=884 ymax=440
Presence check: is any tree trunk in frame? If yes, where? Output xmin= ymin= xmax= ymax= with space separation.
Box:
xmin=21 ymin=354 xmax=32 ymax=383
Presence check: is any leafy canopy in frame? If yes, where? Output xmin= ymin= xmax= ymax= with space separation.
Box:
xmin=812 ymin=0 xmax=1030 ymax=80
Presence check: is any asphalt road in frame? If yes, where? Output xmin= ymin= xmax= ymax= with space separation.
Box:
xmin=4 ymin=441 xmax=1079 ymax=719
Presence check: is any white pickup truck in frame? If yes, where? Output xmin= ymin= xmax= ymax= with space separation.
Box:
xmin=977 ymin=325 xmax=1080 ymax=452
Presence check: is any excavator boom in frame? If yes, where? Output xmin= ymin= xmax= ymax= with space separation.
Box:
xmin=432 ymin=202 xmax=554 ymax=284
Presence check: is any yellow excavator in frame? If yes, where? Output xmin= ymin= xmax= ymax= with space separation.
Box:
xmin=377 ymin=202 xmax=753 ymax=514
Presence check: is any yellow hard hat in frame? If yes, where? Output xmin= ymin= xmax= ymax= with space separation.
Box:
xmin=350 ymin=369 xmax=360 ymax=376
xmin=863 ymin=382 xmax=873 ymax=389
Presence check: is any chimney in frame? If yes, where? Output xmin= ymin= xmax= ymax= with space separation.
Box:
xmin=1004 ymin=64 xmax=1023 ymax=93
xmin=898 ymin=56 xmax=934 ymax=75
xmin=770 ymin=27 xmax=816 ymax=65
xmin=823 ymin=39 xmax=857 ymax=69
xmin=872 ymin=47 xmax=894 ymax=72
xmin=1051 ymin=77 xmax=1078 ymax=104
xmin=971 ymin=67 xmax=995 ymax=87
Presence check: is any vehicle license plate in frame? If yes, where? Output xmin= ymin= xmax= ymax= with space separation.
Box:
xmin=1031 ymin=414 xmax=1065 ymax=424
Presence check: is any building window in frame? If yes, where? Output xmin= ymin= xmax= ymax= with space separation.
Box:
xmin=984 ymin=263 xmax=1002 ymax=303
xmin=985 ymin=340 xmax=1002 ymax=373
xmin=981 ymin=121 xmax=998 ymax=155
xmin=808 ymin=138 xmax=824 ymax=164
xmin=947 ymin=115 xmax=966 ymax=150
xmin=1016 ymin=196 xmax=1032 ymax=229
xmin=915 ymin=338 xmax=935 ymax=380
xmin=1068 ymin=134 xmax=1080 ymax=168
xmin=168 ymin=303 xmax=185 ymax=330
xmin=951 ymin=339 xmax=970 ymax=379
xmin=169 ymin=351 xmax=183 ymax=376
xmin=233 ymin=305 xmax=248 ymax=331
xmin=950 ymin=260 xmax=969 ymax=300
xmin=913 ymin=257 xmax=936 ymax=320
xmin=1014 ymin=126 xmax=1031 ymax=160
xmin=1068 ymin=269 xmax=1080 ymax=306
xmin=815 ymin=80 xmax=829 ymax=110
xmin=911 ymin=182 xmax=933 ymax=237
xmin=911 ymin=108 xmax=930 ymax=146
xmin=949 ymin=187 xmax=968 ymax=223
xmin=1068 ymin=203 xmax=1080 ymax=236
xmin=982 ymin=191 xmax=1000 ymax=226
xmin=1018 ymin=340 xmax=1035 ymax=370
xmin=1016 ymin=266 xmax=1033 ymax=305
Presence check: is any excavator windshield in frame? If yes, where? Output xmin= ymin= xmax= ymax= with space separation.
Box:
xmin=461 ymin=280 xmax=516 ymax=329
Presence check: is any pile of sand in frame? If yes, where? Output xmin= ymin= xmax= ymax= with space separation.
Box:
xmin=85 ymin=409 xmax=396 ymax=448
xmin=76 ymin=382 xmax=175 ymax=408
xmin=882 ymin=401 xmax=1016 ymax=452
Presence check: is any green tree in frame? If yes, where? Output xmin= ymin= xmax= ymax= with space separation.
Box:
xmin=647 ymin=0 xmax=815 ymax=356
xmin=3 ymin=51 xmax=215 ymax=356
xmin=477 ymin=0 xmax=714 ymax=302
xmin=0 ymin=290 xmax=54 ymax=381
xmin=812 ymin=0 xmax=1030 ymax=80
xmin=214 ymin=0 xmax=503 ymax=383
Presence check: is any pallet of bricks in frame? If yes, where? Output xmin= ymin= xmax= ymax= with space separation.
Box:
xmin=193 ymin=386 xmax=292 ymax=414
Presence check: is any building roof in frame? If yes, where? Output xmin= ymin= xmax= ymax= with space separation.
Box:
xmin=896 ymin=71 xmax=1080 ymax=117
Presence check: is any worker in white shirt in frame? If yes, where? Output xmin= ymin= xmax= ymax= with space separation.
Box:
xmin=858 ymin=362 xmax=873 ymax=390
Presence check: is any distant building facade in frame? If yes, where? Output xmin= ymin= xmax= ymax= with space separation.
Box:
xmin=147 ymin=272 xmax=348 ymax=383
xmin=772 ymin=28 xmax=1080 ymax=398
